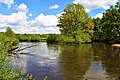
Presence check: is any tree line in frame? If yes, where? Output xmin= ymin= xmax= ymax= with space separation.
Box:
xmin=16 ymin=34 xmax=47 ymax=42
xmin=1 ymin=2 xmax=120 ymax=44
xmin=48 ymin=2 xmax=120 ymax=44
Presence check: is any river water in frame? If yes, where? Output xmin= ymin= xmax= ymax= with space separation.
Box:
xmin=11 ymin=42 xmax=120 ymax=80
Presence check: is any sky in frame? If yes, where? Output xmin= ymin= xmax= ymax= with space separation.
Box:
xmin=0 ymin=0 xmax=119 ymax=34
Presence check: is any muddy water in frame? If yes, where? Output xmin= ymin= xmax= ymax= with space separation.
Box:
xmin=11 ymin=42 xmax=120 ymax=80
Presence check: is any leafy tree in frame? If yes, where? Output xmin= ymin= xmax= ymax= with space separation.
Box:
xmin=57 ymin=3 xmax=94 ymax=43
xmin=4 ymin=27 xmax=19 ymax=53
xmin=93 ymin=2 xmax=120 ymax=43
xmin=0 ymin=33 xmax=23 ymax=80
xmin=93 ymin=18 xmax=104 ymax=41
xmin=5 ymin=27 xmax=15 ymax=37
xmin=47 ymin=34 xmax=58 ymax=43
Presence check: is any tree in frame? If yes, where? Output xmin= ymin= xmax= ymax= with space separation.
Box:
xmin=115 ymin=2 xmax=120 ymax=11
xmin=57 ymin=3 xmax=94 ymax=43
xmin=93 ymin=18 xmax=104 ymax=41
xmin=5 ymin=27 xmax=19 ymax=53
xmin=5 ymin=27 xmax=15 ymax=37
xmin=0 ymin=33 xmax=23 ymax=80
xmin=93 ymin=2 xmax=120 ymax=43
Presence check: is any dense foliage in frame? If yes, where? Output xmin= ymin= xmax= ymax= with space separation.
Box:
xmin=0 ymin=28 xmax=23 ymax=80
xmin=47 ymin=34 xmax=59 ymax=44
xmin=93 ymin=2 xmax=120 ymax=43
xmin=47 ymin=33 xmax=92 ymax=44
xmin=57 ymin=3 xmax=94 ymax=44
xmin=16 ymin=34 xmax=47 ymax=42
xmin=0 ymin=27 xmax=19 ymax=54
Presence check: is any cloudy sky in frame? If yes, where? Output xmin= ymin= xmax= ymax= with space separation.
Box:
xmin=0 ymin=0 xmax=119 ymax=34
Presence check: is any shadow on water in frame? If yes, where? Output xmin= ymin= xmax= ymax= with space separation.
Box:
xmin=11 ymin=42 xmax=120 ymax=80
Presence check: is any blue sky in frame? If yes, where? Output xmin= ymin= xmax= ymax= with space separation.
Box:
xmin=0 ymin=0 xmax=119 ymax=34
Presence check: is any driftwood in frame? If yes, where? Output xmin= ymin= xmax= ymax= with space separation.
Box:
xmin=9 ymin=43 xmax=39 ymax=54
xmin=16 ymin=43 xmax=39 ymax=52
xmin=8 ymin=46 xmax=19 ymax=52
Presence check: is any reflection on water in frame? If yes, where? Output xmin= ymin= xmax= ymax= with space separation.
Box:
xmin=59 ymin=44 xmax=93 ymax=80
xmin=92 ymin=43 xmax=120 ymax=80
xmin=11 ymin=42 xmax=120 ymax=80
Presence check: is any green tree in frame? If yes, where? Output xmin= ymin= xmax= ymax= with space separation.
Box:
xmin=115 ymin=2 xmax=120 ymax=11
xmin=57 ymin=3 xmax=94 ymax=43
xmin=93 ymin=18 xmax=104 ymax=41
xmin=93 ymin=2 xmax=120 ymax=43
xmin=47 ymin=34 xmax=58 ymax=43
xmin=5 ymin=27 xmax=15 ymax=37
xmin=4 ymin=27 xmax=19 ymax=53
xmin=0 ymin=33 xmax=23 ymax=80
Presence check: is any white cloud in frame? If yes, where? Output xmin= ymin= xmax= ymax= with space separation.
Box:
xmin=95 ymin=13 xmax=103 ymax=18
xmin=28 ymin=13 xmax=32 ymax=17
xmin=17 ymin=3 xmax=28 ymax=12
xmin=0 ymin=13 xmax=60 ymax=34
xmin=74 ymin=0 xmax=118 ymax=12
xmin=0 ymin=12 xmax=28 ymax=26
xmin=0 ymin=3 xmax=29 ymax=33
xmin=49 ymin=4 xmax=59 ymax=9
xmin=0 ymin=2 xmax=60 ymax=34
xmin=33 ymin=13 xmax=58 ymax=27
xmin=27 ymin=13 xmax=60 ymax=34
xmin=0 ymin=0 xmax=14 ymax=8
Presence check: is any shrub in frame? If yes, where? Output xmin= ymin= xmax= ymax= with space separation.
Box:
xmin=47 ymin=34 xmax=58 ymax=43
xmin=0 ymin=34 xmax=22 ymax=80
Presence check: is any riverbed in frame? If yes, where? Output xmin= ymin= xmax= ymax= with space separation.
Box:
xmin=11 ymin=42 xmax=120 ymax=80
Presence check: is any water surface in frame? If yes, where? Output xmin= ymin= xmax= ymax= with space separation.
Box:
xmin=11 ymin=42 xmax=120 ymax=80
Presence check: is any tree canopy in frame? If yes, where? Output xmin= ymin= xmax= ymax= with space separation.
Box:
xmin=57 ymin=3 xmax=94 ymax=44
xmin=93 ymin=2 xmax=120 ymax=43
xmin=5 ymin=27 xmax=15 ymax=37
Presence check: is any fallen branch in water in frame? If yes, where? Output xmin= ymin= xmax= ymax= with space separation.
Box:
xmin=15 ymin=43 xmax=39 ymax=54
xmin=8 ymin=43 xmax=39 ymax=55
xmin=8 ymin=46 xmax=19 ymax=53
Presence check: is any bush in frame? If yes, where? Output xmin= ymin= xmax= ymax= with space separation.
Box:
xmin=47 ymin=34 xmax=58 ymax=43
xmin=46 ymin=33 xmax=92 ymax=45
xmin=0 ymin=33 xmax=23 ymax=80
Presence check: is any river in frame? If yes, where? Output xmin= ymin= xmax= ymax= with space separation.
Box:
xmin=11 ymin=42 xmax=120 ymax=80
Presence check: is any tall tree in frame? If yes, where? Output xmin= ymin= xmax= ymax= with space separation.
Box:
xmin=57 ymin=3 xmax=94 ymax=43
xmin=93 ymin=2 xmax=120 ymax=43
xmin=57 ymin=3 xmax=94 ymax=36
